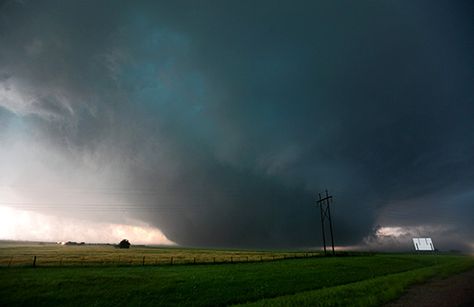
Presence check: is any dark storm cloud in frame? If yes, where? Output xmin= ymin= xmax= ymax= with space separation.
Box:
xmin=0 ymin=1 xmax=473 ymax=249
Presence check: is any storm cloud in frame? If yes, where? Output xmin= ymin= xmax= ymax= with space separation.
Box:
xmin=0 ymin=0 xmax=473 ymax=250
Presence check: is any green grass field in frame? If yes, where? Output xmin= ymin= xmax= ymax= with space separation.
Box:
xmin=0 ymin=243 xmax=472 ymax=306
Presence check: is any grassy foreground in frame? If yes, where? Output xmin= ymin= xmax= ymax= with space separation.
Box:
xmin=0 ymin=253 xmax=472 ymax=306
xmin=239 ymin=255 xmax=474 ymax=306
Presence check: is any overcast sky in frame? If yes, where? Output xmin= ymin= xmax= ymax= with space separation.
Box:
xmin=0 ymin=0 xmax=473 ymax=251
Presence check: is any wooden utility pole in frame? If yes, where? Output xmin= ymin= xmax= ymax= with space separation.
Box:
xmin=317 ymin=190 xmax=335 ymax=256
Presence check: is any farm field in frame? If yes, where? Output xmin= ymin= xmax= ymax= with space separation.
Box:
xmin=0 ymin=243 xmax=472 ymax=306
xmin=0 ymin=241 xmax=320 ymax=266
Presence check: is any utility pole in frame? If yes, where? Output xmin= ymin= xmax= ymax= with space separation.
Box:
xmin=317 ymin=190 xmax=335 ymax=256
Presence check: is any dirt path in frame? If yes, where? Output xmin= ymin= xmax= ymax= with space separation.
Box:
xmin=385 ymin=268 xmax=474 ymax=307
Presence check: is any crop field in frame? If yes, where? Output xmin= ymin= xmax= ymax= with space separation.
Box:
xmin=0 ymin=242 xmax=473 ymax=306
xmin=0 ymin=241 xmax=320 ymax=267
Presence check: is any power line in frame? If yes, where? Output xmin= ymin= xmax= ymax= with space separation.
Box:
xmin=317 ymin=189 xmax=335 ymax=256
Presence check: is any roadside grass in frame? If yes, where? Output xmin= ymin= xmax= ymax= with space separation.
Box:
xmin=0 ymin=253 xmax=472 ymax=306
xmin=238 ymin=255 xmax=474 ymax=307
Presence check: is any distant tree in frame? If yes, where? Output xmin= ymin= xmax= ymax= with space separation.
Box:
xmin=118 ymin=239 xmax=131 ymax=249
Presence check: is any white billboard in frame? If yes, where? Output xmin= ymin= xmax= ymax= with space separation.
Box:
xmin=413 ymin=238 xmax=435 ymax=251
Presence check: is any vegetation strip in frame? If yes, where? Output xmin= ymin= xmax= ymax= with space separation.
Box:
xmin=237 ymin=258 xmax=474 ymax=307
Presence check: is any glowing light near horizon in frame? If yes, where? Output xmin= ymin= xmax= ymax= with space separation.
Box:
xmin=374 ymin=225 xmax=448 ymax=239
xmin=0 ymin=206 xmax=176 ymax=245
xmin=361 ymin=225 xmax=434 ymax=252
xmin=375 ymin=226 xmax=409 ymax=238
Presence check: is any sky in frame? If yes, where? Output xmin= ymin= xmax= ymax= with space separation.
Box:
xmin=0 ymin=0 xmax=473 ymax=251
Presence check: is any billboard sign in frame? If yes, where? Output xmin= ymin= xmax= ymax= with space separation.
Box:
xmin=413 ymin=238 xmax=435 ymax=251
